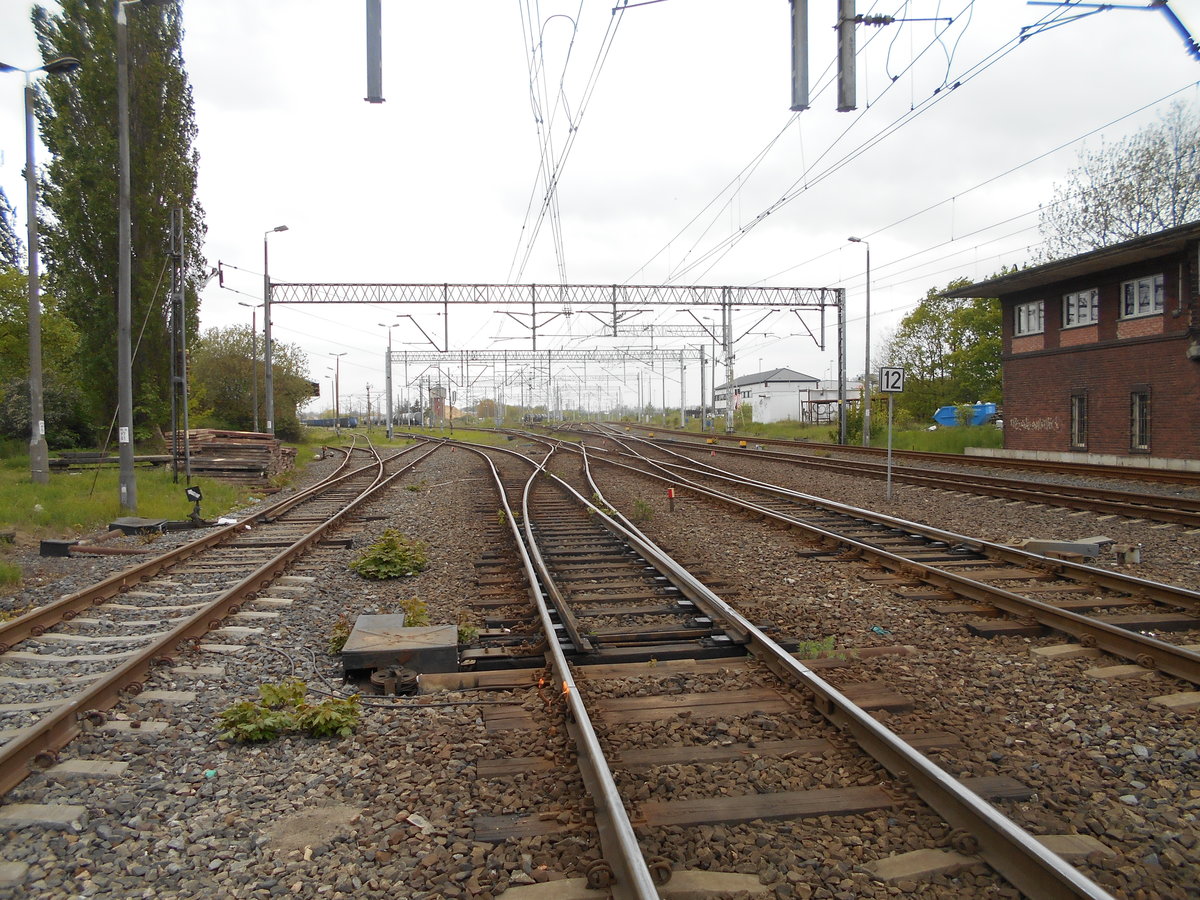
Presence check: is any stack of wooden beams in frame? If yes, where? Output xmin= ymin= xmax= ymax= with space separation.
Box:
xmin=171 ymin=429 xmax=295 ymax=489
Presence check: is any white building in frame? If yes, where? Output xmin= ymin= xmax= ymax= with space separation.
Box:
xmin=714 ymin=368 xmax=816 ymax=424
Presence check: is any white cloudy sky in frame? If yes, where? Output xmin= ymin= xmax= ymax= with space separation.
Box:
xmin=2 ymin=1 xmax=1199 ymax=417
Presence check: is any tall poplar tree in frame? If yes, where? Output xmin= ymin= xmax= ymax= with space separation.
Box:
xmin=32 ymin=0 xmax=205 ymax=439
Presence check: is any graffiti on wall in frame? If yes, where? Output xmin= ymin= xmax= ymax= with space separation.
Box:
xmin=1008 ymin=416 xmax=1061 ymax=432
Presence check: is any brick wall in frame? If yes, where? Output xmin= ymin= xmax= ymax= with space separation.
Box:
xmin=1003 ymin=336 xmax=1200 ymax=458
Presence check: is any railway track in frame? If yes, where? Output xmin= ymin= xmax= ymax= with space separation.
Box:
xmin=589 ymin=426 xmax=1200 ymax=528
xmin=576 ymin=431 xmax=1200 ymax=689
xmin=442 ymin=435 xmax=1126 ymax=899
xmin=613 ymin=422 xmax=1200 ymax=488
xmin=2 ymin=433 xmax=1194 ymax=898
xmin=0 ymin=438 xmax=437 ymax=796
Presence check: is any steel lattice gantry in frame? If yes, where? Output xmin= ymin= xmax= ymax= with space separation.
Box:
xmin=270 ymin=282 xmax=848 ymax=438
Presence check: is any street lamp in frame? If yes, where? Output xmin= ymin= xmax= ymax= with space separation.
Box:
xmin=379 ymin=322 xmax=395 ymax=439
xmin=848 ymin=236 xmax=871 ymax=448
xmin=331 ymin=352 xmax=347 ymax=435
xmin=238 ymin=301 xmax=263 ymax=431
xmin=0 ymin=55 xmax=80 ymax=485
xmin=263 ymin=224 xmax=288 ymax=435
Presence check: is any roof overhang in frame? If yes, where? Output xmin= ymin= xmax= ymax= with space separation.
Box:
xmin=943 ymin=221 xmax=1200 ymax=299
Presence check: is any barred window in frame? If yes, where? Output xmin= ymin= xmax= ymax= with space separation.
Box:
xmin=1130 ymin=391 xmax=1150 ymax=451
xmin=1070 ymin=394 xmax=1087 ymax=449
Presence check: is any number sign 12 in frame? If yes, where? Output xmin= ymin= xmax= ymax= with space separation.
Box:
xmin=879 ymin=367 xmax=905 ymax=393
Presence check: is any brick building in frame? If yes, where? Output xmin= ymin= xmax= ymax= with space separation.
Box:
xmin=944 ymin=222 xmax=1200 ymax=462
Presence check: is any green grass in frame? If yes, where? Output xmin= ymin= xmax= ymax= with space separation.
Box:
xmin=0 ymin=435 xmax=341 ymax=539
xmin=886 ymin=425 xmax=1004 ymax=453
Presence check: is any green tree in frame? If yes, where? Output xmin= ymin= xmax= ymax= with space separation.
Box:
xmin=882 ymin=279 xmax=1001 ymax=424
xmin=0 ymin=188 xmax=22 ymax=270
xmin=1039 ymin=101 xmax=1200 ymax=260
xmin=0 ymin=268 xmax=91 ymax=447
xmin=32 ymin=0 xmax=205 ymax=437
xmin=189 ymin=326 xmax=312 ymax=440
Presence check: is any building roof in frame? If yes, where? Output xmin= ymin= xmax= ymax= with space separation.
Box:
xmin=716 ymin=368 xmax=819 ymax=390
xmin=943 ymin=220 xmax=1200 ymax=299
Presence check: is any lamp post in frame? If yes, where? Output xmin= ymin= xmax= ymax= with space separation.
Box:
xmin=848 ymin=236 xmax=871 ymax=448
xmin=379 ymin=322 xmax=394 ymax=439
xmin=238 ymin=301 xmax=262 ymax=431
xmin=263 ymin=225 xmax=288 ymax=435
xmin=331 ymin=352 xmax=347 ymax=435
xmin=0 ymin=55 xmax=80 ymax=485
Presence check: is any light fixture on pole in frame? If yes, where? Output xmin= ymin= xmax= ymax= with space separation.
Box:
xmin=331 ymin=352 xmax=347 ymax=435
xmin=379 ymin=322 xmax=394 ymax=439
xmin=238 ymin=301 xmax=263 ymax=431
xmin=848 ymin=236 xmax=871 ymax=448
xmin=0 ymin=55 xmax=81 ymax=485
xmin=263 ymin=225 xmax=288 ymax=435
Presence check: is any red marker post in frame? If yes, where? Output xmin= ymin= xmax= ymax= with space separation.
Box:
xmin=667 ymin=487 xmax=676 ymax=512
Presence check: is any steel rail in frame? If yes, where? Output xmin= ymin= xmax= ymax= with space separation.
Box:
xmin=582 ymin=440 xmax=1200 ymax=686
xmin=608 ymin=434 xmax=1200 ymax=615
xmin=610 ymin=422 xmax=1200 ymax=486
xmin=456 ymin=440 xmax=661 ymax=900
xmin=570 ymin=442 xmax=1119 ymax=900
xmin=655 ymin=437 xmax=1200 ymax=527
xmin=0 ymin=441 xmax=378 ymax=651
xmin=0 ymin=440 xmax=442 ymax=797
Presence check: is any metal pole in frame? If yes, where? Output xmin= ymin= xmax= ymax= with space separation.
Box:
xmin=863 ymin=242 xmax=871 ymax=446
xmin=22 ymin=76 xmax=49 ymax=484
xmin=887 ymin=393 xmax=894 ymax=501
xmin=251 ymin=309 xmax=258 ymax=431
xmin=723 ymin=293 xmax=735 ymax=434
xmin=385 ymin=328 xmax=393 ymax=439
xmin=116 ymin=3 xmax=137 ymax=511
xmin=263 ymin=235 xmax=272 ymax=434
xmin=177 ymin=211 xmax=191 ymax=484
xmin=838 ymin=288 xmax=847 ymax=445
xmin=262 ymin=225 xmax=287 ymax=434
xmin=679 ymin=351 xmax=685 ymax=427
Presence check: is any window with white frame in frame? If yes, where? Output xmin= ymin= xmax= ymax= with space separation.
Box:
xmin=1014 ymin=300 xmax=1044 ymax=336
xmin=1120 ymin=274 xmax=1164 ymax=319
xmin=1062 ymin=288 xmax=1099 ymax=327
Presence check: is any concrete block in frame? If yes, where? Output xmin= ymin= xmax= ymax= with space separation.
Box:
xmin=137 ymin=690 xmax=196 ymax=704
xmin=864 ymin=848 xmax=978 ymax=882
xmin=1149 ymin=691 xmax=1200 ymax=712
xmin=1084 ymin=664 xmax=1151 ymax=680
xmin=48 ymin=759 xmax=130 ymax=779
xmin=1031 ymin=644 xmax=1101 ymax=660
xmin=0 ymin=803 xmax=87 ymax=831
xmin=1036 ymin=834 xmax=1116 ymax=860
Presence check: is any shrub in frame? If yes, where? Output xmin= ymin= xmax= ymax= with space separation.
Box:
xmin=631 ymin=499 xmax=653 ymax=524
xmin=349 ymin=529 xmax=429 ymax=579
xmin=328 ymin=614 xmax=352 ymax=655
xmin=216 ymin=678 xmax=362 ymax=742
xmin=400 ymin=595 xmax=430 ymax=627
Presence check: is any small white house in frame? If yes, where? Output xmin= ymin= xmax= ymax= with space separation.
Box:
xmin=715 ymin=368 xmax=824 ymax=424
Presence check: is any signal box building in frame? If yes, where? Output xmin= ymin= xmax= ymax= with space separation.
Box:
xmin=945 ymin=222 xmax=1200 ymax=464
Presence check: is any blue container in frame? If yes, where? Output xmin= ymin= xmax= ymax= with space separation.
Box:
xmin=932 ymin=402 xmax=996 ymax=427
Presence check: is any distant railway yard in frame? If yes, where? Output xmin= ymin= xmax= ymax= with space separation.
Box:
xmin=0 ymin=428 xmax=1197 ymax=900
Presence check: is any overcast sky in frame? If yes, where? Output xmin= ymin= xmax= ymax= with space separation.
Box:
xmin=2 ymin=1 xmax=1198 ymax=418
